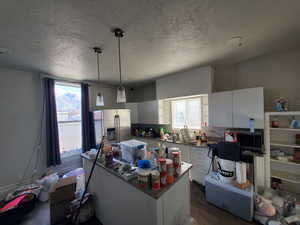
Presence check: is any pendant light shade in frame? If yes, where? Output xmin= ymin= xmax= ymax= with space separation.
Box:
xmin=114 ymin=28 xmax=126 ymax=103
xmin=96 ymin=93 xmax=104 ymax=106
xmin=93 ymin=47 xmax=104 ymax=106
xmin=117 ymin=86 xmax=126 ymax=103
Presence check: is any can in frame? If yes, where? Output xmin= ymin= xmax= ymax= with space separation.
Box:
xmin=171 ymin=151 xmax=181 ymax=165
xmin=151 ymin=170 xmax=160 ymax=191
xmin=158 ymin=158 xmax=167 ymax=173
xmin=160 ymin=171 xmax=167 ymax=186
xmin=172 ymin=151 xmax=181 ymax=176
xmin=137 ymin=169 xmax=150 ymax=188
xmin=166 ymin=159 xmax=174 ymax=184
xmin=173 ymin=164 xmax=181 ymax=177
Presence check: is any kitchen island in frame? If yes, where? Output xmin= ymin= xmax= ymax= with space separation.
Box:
xmin=82 ymin=153 xmax=192 ymax=225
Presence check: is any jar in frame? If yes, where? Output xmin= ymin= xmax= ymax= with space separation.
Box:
xmin=172 ymin=151 xmax=181 ymax=165
xmin=168 ymin=147 xmax=180 ymax=159
xmin=271 ymin=117 xmax=280 ymax=128
xmin=166 ymin=159 xmax=174 ymax=184
xmin=137 ymin=169 xmax=150 ymax=188
xmin=151 ymin=170 xmax=160 ymax=191
xmin=158 ymin=158 xmax=167 ymax=173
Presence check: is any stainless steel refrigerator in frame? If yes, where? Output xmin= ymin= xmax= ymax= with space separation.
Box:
xmin=93 ymin=109 xmax=131 ymax=145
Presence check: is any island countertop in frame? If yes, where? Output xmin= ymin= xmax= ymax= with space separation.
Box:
xmin=81 ymin=153 xmax=192 ymax=199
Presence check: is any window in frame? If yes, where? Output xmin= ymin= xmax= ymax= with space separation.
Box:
xmin=55 ymin=82 xmax=82 ymax=156
xmin=171 ymin=96 xmax=208 ymax=129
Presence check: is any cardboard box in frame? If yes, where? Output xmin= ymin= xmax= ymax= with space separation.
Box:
xmin=50 ymin=200 xmax=70 ymax=225
xmin=50 ymin=176 xmax=76 ymax=204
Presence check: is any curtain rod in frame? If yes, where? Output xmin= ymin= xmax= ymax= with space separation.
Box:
xmin=39 ymin=73 xmax=118 ymax=88
xmin=39 ymin=73 xmax=90 ymax=84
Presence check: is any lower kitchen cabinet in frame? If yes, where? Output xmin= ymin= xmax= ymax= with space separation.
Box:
xmin=190 ymin=147 xmax=211 ymax=185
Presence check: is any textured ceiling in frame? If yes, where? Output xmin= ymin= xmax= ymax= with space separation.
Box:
xmin=1 ymin=0 xmax=300 ymax=84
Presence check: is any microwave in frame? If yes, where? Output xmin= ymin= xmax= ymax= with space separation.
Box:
xmin=225 ymin=128 xmax=264 ymax=154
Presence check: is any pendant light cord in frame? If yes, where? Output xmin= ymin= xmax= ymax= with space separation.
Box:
xmin=97 ymin=52 xmax=100 ymax=82
xmin=118 ymin=37 xmax=122 ymax=86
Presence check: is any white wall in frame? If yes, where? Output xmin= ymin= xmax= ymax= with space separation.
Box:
xmin=126 ymin=82 xmax=157 ymax=102
xmin=0 ymin=69 xmax=47 ymax=194
xmin=0 ymin=69 xmax=121 ymax=197
xmin=214 ymin=48 xmax=300 ymax=111
xmin=156 ymin=66 xmax=214 ymax=99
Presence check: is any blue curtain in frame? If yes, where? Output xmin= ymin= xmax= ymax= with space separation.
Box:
xmin=44 ymin=78 xmax=61 ymax=166
xmin=81 ymin=83 xmax=94 ymax=152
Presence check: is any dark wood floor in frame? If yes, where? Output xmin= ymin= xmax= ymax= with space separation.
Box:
xmin=19 ymin=182 xmax=255 ymax=225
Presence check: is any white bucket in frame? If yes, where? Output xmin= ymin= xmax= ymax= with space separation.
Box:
xmin=217 ymin=158 xmax=235 ymax=183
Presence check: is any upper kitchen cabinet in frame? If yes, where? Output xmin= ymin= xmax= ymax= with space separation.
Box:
xmin=135 ymin=100 xmax=170 ymax=124
xmin=124 ymin=103 xmax=139 ymax=124
xmin=209 ymin=91 xmax=233 ymax=128
xmin=232 ymin=87 xmax=264 ymax=129
xmin=209 ymin=87 xmax=264 ymax=129
xmin=138 ymin=100 xmax=159 ymax=124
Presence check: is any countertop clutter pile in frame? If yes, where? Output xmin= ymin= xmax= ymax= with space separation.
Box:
xmin=0 ymin=168 xmax=94 ymax=225
xmin=87 ymin=139 xmax=187 ymax=193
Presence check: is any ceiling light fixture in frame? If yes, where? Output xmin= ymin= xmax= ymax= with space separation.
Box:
xmin=93 ymin=47 xmax=104 ymax=106
xmin=227 ymin=36 xmax=243 ymax=48
xmin=114 ymin=28 xmax=126 ymax=104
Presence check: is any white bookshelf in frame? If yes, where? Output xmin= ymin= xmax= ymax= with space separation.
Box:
xmin=270 ymin=127 xmax=300 ymax=132
xmin=265 ymin=111 xmax=300 ymax=194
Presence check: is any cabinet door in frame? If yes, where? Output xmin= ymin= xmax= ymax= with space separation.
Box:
xmin=190 ymin=148 xmax=204 ymax=184
xmin=124 ymin=103 xmax=138 ymax=124
xmin=138 ymin=100 xmax=159 ymax=124
xmin=233 ymin=87 xmax=264 ymax=129
xmin=209 ymin=91 xmax=233 ymax=128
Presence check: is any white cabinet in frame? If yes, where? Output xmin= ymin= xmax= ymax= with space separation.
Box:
xmin=233 ymin=87 xmax=264 ymax=129
xmin=209 ymin=91 xmax=233 ymax=127
xmin=129 ymin=100 xmax=170 ymax=125
xmin=190 ymin=147 xmax=211 ymax=185
xmin=124 ymin=103 xmax=139 ymax=124
xmin=138 ymin=100 xmax=159 ymax=124
xmin=209 ymin=87 xmax=264 ymax=129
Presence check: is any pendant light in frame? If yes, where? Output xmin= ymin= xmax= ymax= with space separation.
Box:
xmin=114 ymin=28 xmax=126 ymax=103
xmin=93 ymin=47 xmax=104 ymax=106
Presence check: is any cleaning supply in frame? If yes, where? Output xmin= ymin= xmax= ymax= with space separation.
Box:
xmin=151 ymin=170 xmax=160 ymax=191
xmin=158 ymin=158 xmax=167 ymax=186
xmin=172 ymin=151 xmax=181 ymax=176
xmin=166 ymin=159 xmax=174 ymax=184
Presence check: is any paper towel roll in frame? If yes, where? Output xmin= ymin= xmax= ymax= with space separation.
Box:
xmin=236 ymin=162 xmax=247 ymax=184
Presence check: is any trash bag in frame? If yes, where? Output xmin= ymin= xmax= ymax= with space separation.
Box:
xmin=0 ymin=193 xmax=37 ymax=225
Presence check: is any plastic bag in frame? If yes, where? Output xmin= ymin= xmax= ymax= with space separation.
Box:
xmin=36 ymin=173 xmax=59 ymax=201
xmin=63 ymin=168 xmax=85 ymax=197
xmin=255 ymin=194 xmax=276 ymax=217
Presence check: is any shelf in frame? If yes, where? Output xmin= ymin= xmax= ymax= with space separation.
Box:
xmin=270 ymin=159 xmax=300 ymax=166
xmin=270 ymin=143 xmax=300 ymax=149
xmin=270 ymin=127 xmax=300 ymax=132
xmin=271 ymin=170 xmax=300 ymax=184
xmin=266 ymin=111 xmax=300 ymax=116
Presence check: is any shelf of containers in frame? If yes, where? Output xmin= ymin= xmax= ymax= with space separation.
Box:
xmin=265 ymin=111 xmax=300 ymax=197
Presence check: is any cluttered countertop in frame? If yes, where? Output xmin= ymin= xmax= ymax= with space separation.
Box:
xmin=133 ymin=136 xmax=219 ymax=148
xmin=131 ymin=125 xmax=223 ymax=149
xmin=81 ymin=139 xmax=192 ymax=199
